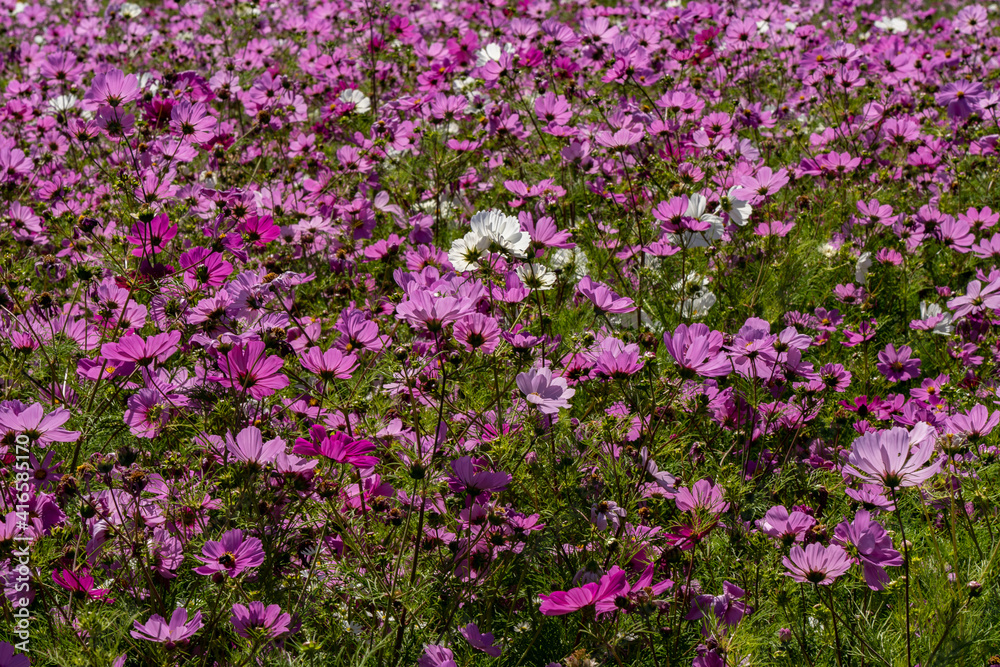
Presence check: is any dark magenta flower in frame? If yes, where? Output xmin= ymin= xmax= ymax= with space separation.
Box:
xmin=459 ymin=623 xmax=501 ymax=657
xmin=212 ymin=341 xmax=289 ymax=399
xmin=52 ymin=568 xmax=111 ymax=601
xmin=832 ymin=510 xmax=902 ymax=590
xmin=876 ymin=344 xmax=921 ymax=382
xmin=231 ymin=601 xmax=292 ymax=639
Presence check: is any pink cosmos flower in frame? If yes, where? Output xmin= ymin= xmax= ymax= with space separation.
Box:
xmin=832 ymin=510 xmax=902 ymax=591
xmin=193 ymin=529 xmax=265 ymax=578
xmin=516 ymin=367 xmax=575 ymax=414
xmin=101 ymin=331 xmax=182 ymax=367
xmin=756 ymin=506 xmax=816 ymax=546
xmin=949 ymin=404 xmax=1000 ymax=441
xmin=225 ymin=425 xmax=285 ymax=468
xmin=448 ymin=456 xmax=511 ymax=496
xmin=947 ymin=278 xmax=1000 ymax=319
xmin=593 ymin=338 xmax=644 ymax=379
xmin=663 ymin=323 xmax=731 ymax=377
xmin=576 ymin=277 xmax=635 ymax=314
xmin=539 ymin=568 xmax=629 ymax=615
xmin=675 ymin=479 xmax=728 ymax=514
xmin=453 ymin=313 xmax=501 ymax=353
xmin=84 ymin=68 xmax=140 ymax=108
xmin=131 ymin=608 xmax=203 ymax=647
xmin=300 ymin=346 xmax=358 ymax=380
xmin=459 ymin=623 xmax=501 ymax=657
xmin=876 ymin=344 xmax=921 ymax=382
xmin=0 ymin=402 xmax=80 ymax=446
xmin=843 ymin=423 xmax=941 ymax=490
xmin=783 ymin=543 xmax=852 ymax=585
xmin=418 ymin=645 xmax=457 ymax=667
xmin=230 ymin=602 xmax=292 ymax=639
xmin=212 ymin=341 xmax=289 ymax=399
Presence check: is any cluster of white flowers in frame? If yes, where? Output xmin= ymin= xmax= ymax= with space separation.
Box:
xmin=449 ymin=209 xmax=530 ymax=270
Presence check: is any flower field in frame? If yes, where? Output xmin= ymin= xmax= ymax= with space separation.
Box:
xmin=4 ymin=0 xmax=1000 ymax=665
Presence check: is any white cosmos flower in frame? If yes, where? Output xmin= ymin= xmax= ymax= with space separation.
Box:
xmin=119 ymin=2 xmax=141 ymax=18
xmin=551 ymin=246 xmax=589 ymax=281
xmin=675 ymin=274 xmax=716 ymax=319
xmin=339 ymin=88 xmax=371 ymax=114
xmin=48 ymin=94 xmax=78 ymax=113
xmin=719 ymin=186 xmax=752 ymax=226
xmin=448 ymin=231 xmax=490 ymax=272
xmin=874 ymin=17 xmax=908 ymax=33
xmin=470 ymin=208 xmax=531 ymax=258
xmin=516 ymin=263 xmax=555 ymax=291
xmin=855 ymin=252 xmax=872 ymax=283
xmin=475 ymin=43 xmax=515 ymax=67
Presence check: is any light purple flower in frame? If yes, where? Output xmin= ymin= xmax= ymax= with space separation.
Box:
xmin=843 ymin=423 xmax=941 ymax=490
xmin=516 ymin=367 xmax=575 ymax=414
xmin=783 ymin=543 xmax=852 ymax=585
xmin=131 ymin=608 xmax=203 ymax=647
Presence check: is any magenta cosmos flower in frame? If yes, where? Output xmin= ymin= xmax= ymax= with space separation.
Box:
xmin=300 ymin=346 xmax=358 ymax=381
xmin=459 ymin=623 xmax=501 ymax=657
xmin=101 ymin=330 xmax=181 ymax=367
xmin=52 ymin=568 xmax=111 ymax=601
xmin=230 ymin=601 xmax=292 ymax=639
xmin=212 ymin=341 xmax=289 ymax=399
xmin=516 ymin=367 xmax=575 ymax=414
xmin=783 ymin=543 xmax=852 ymax=585
xmin=125 ymin=213 xmax=177 ymax=257
xmin=539 ymin=568 xmax=628 ymax=615
xmin=193 ymin=529 xmax=265 ymax=578
xmin=875 ymin=344 xmax=921 ymax=382
xmin=843 ymin=422 xmax=941 ymax=490
xmin=663 ymin=323 xmax=731 ymax=378
xmin=131 ymin=608 xmax=203 ymax=647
